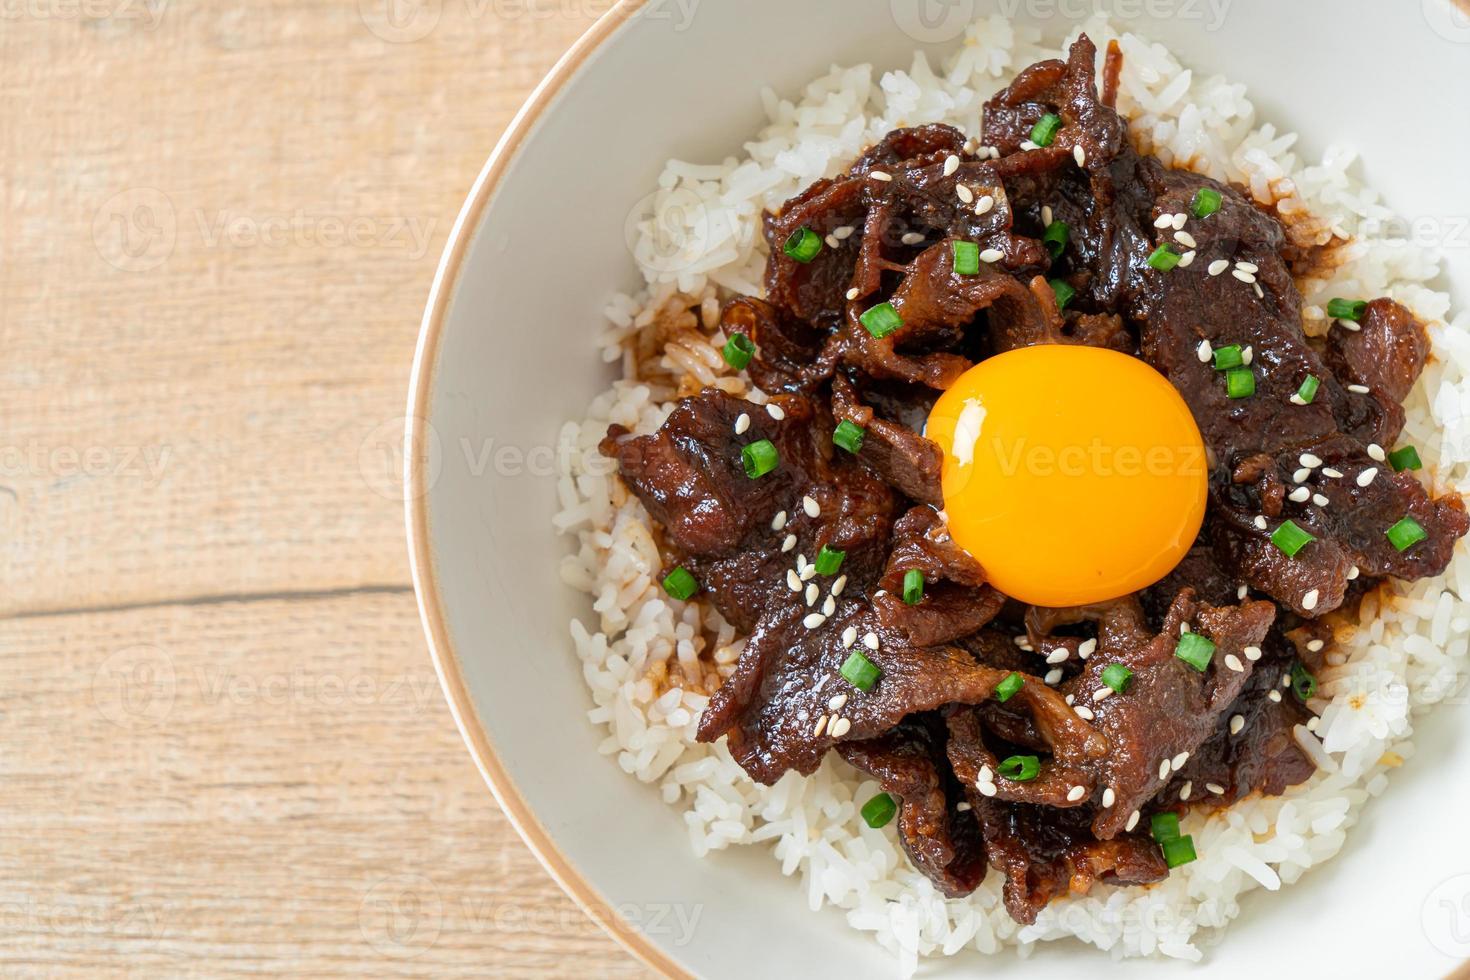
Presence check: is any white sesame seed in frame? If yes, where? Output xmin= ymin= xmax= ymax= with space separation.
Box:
xmin=829 ymin=717 xmax=851 ymax=737
xmin=1339 ymin=319 xmax=1362 ymax=332
xmin=802 ymin=495 xmax=819 ymax=518
xmin=977 ymin=780 xmax=998 ymax=798
xmin=772 ymin=510 xmax=787 ymax=532
xmin=1208 ymin=259 xmax=1230 ymax=276
xmin=832 ymin=575 xmax=847 ymax=597
xmin=1367 ymin=443 xmax=1386 ymax=462
xmin=1268 ymin=689 xmax=1283 ymax=703
xmin=795 ymin=554 xmax=807 ymax=572
xmin=825 ymin=234 xmax=841 ymax=249
xmin=1306 ymin=716 xmax=1320 ymax=732
xmin=1042 ymin=206 xmax=1054 ymax=225
xmin=1102 ymin=787 xmax=1116 ymax=808
xmin=1206 ymin=782 xmax=1226 ymax=795
xmin=1078 ymin=638 xmax=1097 ymax=659
xmin=845 ymin=287 xmax=859 ymax=301
xmin=1293 ymin=468 xmax=1311 ymax=484
xmin=1172 ymin=213 xmax=1188 ymax=230
xmin=1126 ymin=810 xmax=1140 ymax=832
xmin=956 ymin=184 xmax=975 ymax=204
xmin=767 ymin=403 xmax=786 ymax=421
xmin=980 ymin=248 xmax=1005 ymax=264
xmin=1313 ymin=494 xmax=1329 ymax=507
xmin=1236 ymin=262 xmax=1260 ymax=275
xmin=1092 ymin=686 xmax=1113 ymax=702
xmin=804 ymin=583 xmax=818 ymax=606
xmin=1288 ymin=487 xmax=1311 ymax=503
xmin=1180 ymin=622 xmax=1191 ymax=634
xmin=1242 ymin=345 xmax=1253 ymax=365
xmin=956 ymin=801 xmax=971 ymax=812
xmin=1045 ymin=668 xmax=1063 ymax=685
xmin=1290 ymin=394 xmax=1307 ymax=406
xmin=1178 ymin=250 xmax=1197 ymax=268
xmin=1238 ymin=585 xmax=1249 ymax=600
xmin=1347 ymin=565 xmax=1360 ymax=580
xmin=1244 ymin=645 xmax=1262 ymax=662
xmin=1322 ymin=467 xmax=1344 ymax=479
xmin=863 ymin=632 xmax=879 ymax=651
xmin=1067 ymin=785 xmax=1087 ymax=802
xmin=1046 ymin=648 xmax=1070 ymax=665
xmin=1300 ymin=453 xmax=1323 ymax=468
xmin=1172 ymin=752 xmax=1190 ymax=770
xmin=1196 ymin=339 xmax=1213 ymax=362
xmin=787 ymin=570 xmax=802 ymax=592
xmin=1347 ymin=384 xmax=1370 ymax=395
xmin=1065 ymin=694 xmax=1075 ymax=706
xmin=1357 ymin=467 xmax=1379 ymax=488
xmin=1307 ymin=639 xmax=1325 ymax=652
xmin=943 ymin=154 xmax=960 ymax=177
xmin=1180 ymin=781 xmax=1193 ymax=801
xmin=869 ymin=170 xmax=892 ymax=182
xmin=1074 ymin=705 xmax=1095 ymax=721
xmin=1230 ymin=714 xmax=1245 ymax=735
xmin=734 ymin=413 xmax=751 ymax=435
xmin=1158 ymin=760 xmax=1171 ymax=780
xmin=833 ymin=225 xmax=855 ymax=240
xmin=1175 ymin=230 xmax=1198 ymax=249
xmin=1074 ymin=144 xmax=1087 ymax=167
xmin=1019 ymin=139 xmax=1040 ymax=151
xmin=813 ymin=715 xmax=828 ymax=737
xmin=1301 ymin=589 xmax=1320 ymax=612
xmin=1012 ymin=635 xmax=1030 ymax=648
xmin=1282 ymin=674 xmax=1293 ymax=688
xmin=979 ymin=764 xmax=993 ymax=783
xmin=800 ymin=565 xmax=816 ymax=582
xmin=828 ymin=693 xmax=848 ymax=711
xmin=901 ymin=232 xmax=925 ymax=246
xmin=803 ymin=613 xmax=826 ymax=629
xmin=841 ymin=626 xmax=857 ymax=649
xmin=975 ymin=195 xmax=995 ymax=216
xmin=822 ymin=596 xmax=836 ymax=617
xmin=1154 ymin=213 xmax=1177 ymax=229
xmin=1254 ymin=516 xmax=1268 ymax=530
xmin=1232 ymin=269 xmax=1257 ymax=284
xmin=1225 ymin=653 xmax=1244 ymax=672
xmin=782 ymin=534 xmax=796 ymax=553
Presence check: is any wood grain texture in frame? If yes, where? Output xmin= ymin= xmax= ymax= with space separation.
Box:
xmin=0 ymin=1 xmax=649 ymax=974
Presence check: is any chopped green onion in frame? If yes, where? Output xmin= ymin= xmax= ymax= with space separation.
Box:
xmin=1147 ymin=244 xmax=1182 ymax=271
xmin=1191 ymin=187 xmax=1222 ymax=218
xmin=1327 ymin=298 xmax=1367 ymax=321
xmin=1212 ymin=344 xmax=1244 ymax=371
xmin=1042 ymin=221 xmax=1070 ymax=259
xmin=1050 ymin=279 xmax=1076 ymax=310
xmin=1296 ymin=375 xmax=1320 ymax=404
xmin=783 ymin=227 xmax=822 ymax=263
xmin=1388 ymin=445 xmax=1423 ymax=472
xmin=1030 ymin=113 xmax=1063 ymax=147
xmin=860 ymin=792 xmax=898 ymax=828
xmin=1270 ymin=519 xmax=1316 ymax=558
xmin=860 ymin=302 xmax=904 ymax=339
xmin=1101 ymin=663 xmax=1133 ymax=694
xmin=840 ymin=650 xmax=881 ymax=692
xmin=1386 ymin=516 xmax=1428 ymax=552
xmin=1161 ymin=834 xmax=1198 ymax=868
xmin=902 ymin=569 xmax=924 ymax=605
xmin=721 ymin=332 xmax=755 ymax=370
xmin=815 ymin=545 xmax=846 ymax=576
xmin=741 ymin=439 xmax=779 ymax=479
xmin=1225 ymin=367 xmax=1255 ymax=399
xmin=1174 ymin=632 xmax=1216 ymax=672
xmin=1291 ymin=662 xmax=1318 ymax=702
xmin=997 ymin=755 xmax=1041 ymax=782
xmin=833 ymin=419 xmax=866 ymax=454
xmin=1150 ymin=811 xmax=1181 ymax=843
xmin=995 ymin=672 xmax=1025 ymax=703
xmin=953 ymin=240 xmax=981 ymax=276
xmin=662 ymin=567 xmax=699 ymax=601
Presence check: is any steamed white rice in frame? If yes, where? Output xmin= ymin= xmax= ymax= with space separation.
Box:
xmin=555 ymin=16 xmax=1470 ymax=972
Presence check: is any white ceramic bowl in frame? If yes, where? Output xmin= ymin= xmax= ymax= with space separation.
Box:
xmin=407 ymin=2 xmax=1470 ymax=975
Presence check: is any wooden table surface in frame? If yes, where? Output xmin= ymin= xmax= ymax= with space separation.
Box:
xmin=0 ymin=2 xmax=650 ymax=975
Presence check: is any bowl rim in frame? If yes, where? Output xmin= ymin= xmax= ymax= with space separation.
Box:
xmin=402 ymin=1 xmax=686 ymax=976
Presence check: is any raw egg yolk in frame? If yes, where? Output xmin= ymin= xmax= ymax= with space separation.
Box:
xmin=926 ymin=345 xmax=1207 ymax=607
